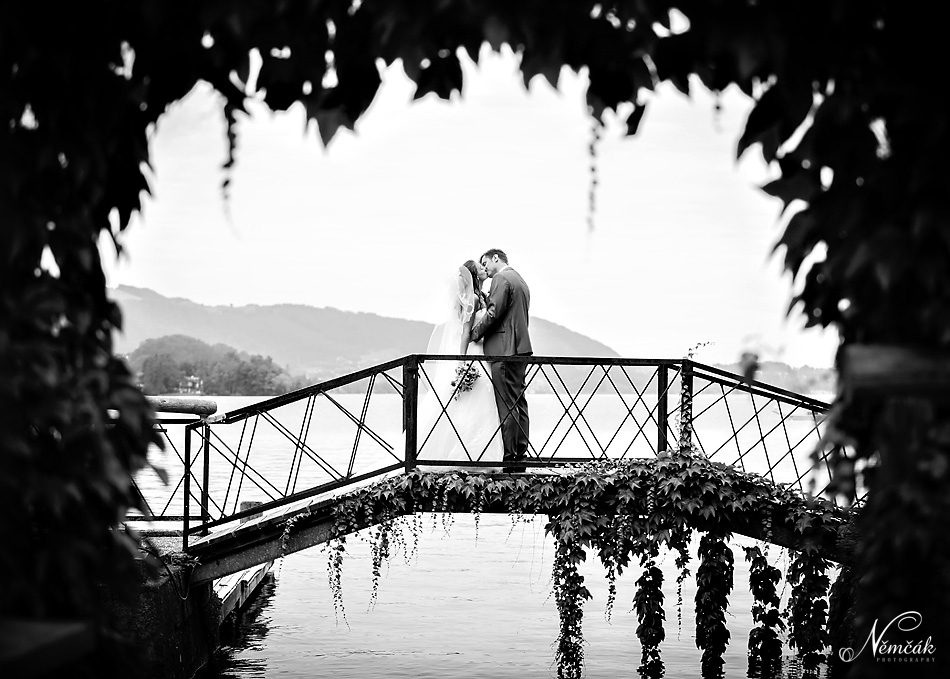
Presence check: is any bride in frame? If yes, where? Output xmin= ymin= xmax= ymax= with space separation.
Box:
xmin=415 ymin=261 xmax=504 ymax=472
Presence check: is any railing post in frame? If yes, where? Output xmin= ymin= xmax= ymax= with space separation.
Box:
xmin=403 ymin=356 xmax=419 ymax=473
xmin=183 ymin=423 xmax=192 ymax=551
xmin=680 ymin=360 xmax=694 ymax=452
xmin=201 ymin=422 xmax=211 ymax=535
xmin=657 ymin=364 xmax=669 ymax=453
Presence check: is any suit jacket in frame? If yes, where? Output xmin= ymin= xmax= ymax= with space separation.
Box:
xmin=471 ymin=267 xmax=532 ymax=356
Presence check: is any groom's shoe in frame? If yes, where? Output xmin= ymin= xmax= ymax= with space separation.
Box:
xmin=503 ymin=454 xmax=527 ymax=474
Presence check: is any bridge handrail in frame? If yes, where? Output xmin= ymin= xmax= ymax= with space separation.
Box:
xmin=208 ymin=355 xmax=831 ymax=427
xmin=158 ymin=354 xmax=846 ymax=545
xmin=212 ymin=355 xmax=687 ymax=426
xmin=686 ymin=360 xmax=832 ymax=411
xmin=215 ymin=356 xmax=409 ymax=424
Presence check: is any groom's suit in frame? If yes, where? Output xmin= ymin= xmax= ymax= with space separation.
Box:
xmin=471 ymin=267 xmax=532 ymax=462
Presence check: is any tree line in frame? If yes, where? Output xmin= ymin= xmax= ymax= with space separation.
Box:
xmin=129 ymin=335 xmax=307 ymax=396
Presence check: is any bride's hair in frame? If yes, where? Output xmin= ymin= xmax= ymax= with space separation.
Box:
xmin=462 ymin=260 xmax=480 ymax=290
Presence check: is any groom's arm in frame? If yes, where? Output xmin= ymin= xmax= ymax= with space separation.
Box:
xmin=471 ymin=274 xmax=511 ymax=342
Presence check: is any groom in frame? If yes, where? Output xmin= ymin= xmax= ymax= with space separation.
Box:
xmin=471 ymin=248 xmax=532 ymax=470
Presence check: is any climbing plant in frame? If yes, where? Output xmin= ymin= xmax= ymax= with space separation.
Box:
xmin=695 ymin=532 xmax=734 ymax=678
xmin=311 ymin=454 xmax=846 ymax=679
xmin=786 ymin=548 xmax=832 ymax=676
xmin=743 ymin=545 xmax=785 ymax=679
xmin=5 ymin=3 xmax=950 ymax=675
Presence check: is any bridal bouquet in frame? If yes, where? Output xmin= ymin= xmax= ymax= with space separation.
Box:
xmin=450 ymin=362 xmax=479 ymax=399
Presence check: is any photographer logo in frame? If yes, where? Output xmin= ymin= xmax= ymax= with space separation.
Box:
xmin=839 ymin=611 xmax=936 ymax=663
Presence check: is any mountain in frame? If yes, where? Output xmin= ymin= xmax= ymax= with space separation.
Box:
xmin=110 ymin=286 xmax=620 ymax=380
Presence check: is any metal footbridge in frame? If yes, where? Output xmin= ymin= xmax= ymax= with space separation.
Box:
xmin=131 ymin=356 xmax=856 ymax=584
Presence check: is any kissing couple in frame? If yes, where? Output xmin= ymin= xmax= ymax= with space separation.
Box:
xmin=417 ymin=248 xmax=532 ymax=473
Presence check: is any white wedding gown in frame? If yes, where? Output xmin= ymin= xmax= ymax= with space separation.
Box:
xmin=416 ymin=310 xmax=504 ymax=472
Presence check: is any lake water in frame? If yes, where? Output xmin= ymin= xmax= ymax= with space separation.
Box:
xmin=207 ymin=517 xmax=831 ymax=679
xmin=138 ymin=393 xmax=836 ymax=678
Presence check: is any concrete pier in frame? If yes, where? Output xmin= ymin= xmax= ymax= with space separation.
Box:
xmin=102 ymin=533 xmax=272 ymax=679
xmin=110 ymin=562 xmax=221 ymax=679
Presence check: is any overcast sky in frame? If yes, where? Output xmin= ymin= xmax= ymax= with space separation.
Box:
xmin=101 ymin=48 xmax=837 ymax=368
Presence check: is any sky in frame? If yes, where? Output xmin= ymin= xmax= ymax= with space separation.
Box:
xmin=100 ymin=48 xmax=838 ymax=368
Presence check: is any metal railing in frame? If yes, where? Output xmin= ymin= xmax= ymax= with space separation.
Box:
xmin=155 ymin=356 xmax=850 ymax=549
xmin=126 ymin=398 xmax=218 ymax=530
xmin=126 ymin=415 xmax=208 ymax=529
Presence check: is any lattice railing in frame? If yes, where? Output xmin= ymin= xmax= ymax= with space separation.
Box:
xmin=124 ymin=356 xmax=850 ymax=546
xmin=126 ymin=414 xmax=206 ymax=526
xmin=180 ymin=358 xmax=407 ymax=546
xmin=679 ymin=362 xmax=849 ymax=501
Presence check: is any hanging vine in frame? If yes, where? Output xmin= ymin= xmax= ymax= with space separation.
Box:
xmin=327 ymin=535 xmax=347 ymax=624
xmin=743 ymin=545 xmax=785 ymax=679
xmin=826 ymin=566 xmax=856 ymax=679
xmin=634 ymin=554 xmax=666 ymax=679
xmin=669 ymin=525 xmax=693 ymax=637
xmin=320 ymin=453 xmax=850 ymax=679
xmin=695 ymin=532 xmax=735 ymax=678
xmin=586 ymin=115 xmax=602 ymax=232
xmin=786 ymin=548 xmax=832 ymax=676
xmin=551 ymin=533 xmax=591 ymax=679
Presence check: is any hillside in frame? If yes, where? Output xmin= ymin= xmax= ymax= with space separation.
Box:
xmin=713 ymin=360 xmax=836 ymax=396
xmin=111 ymin=286 xmax=620 ymax=380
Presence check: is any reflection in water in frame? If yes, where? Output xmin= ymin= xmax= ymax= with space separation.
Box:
xmin=193 ymin=517 xmax=833 ymax=679
xmin=207 ymin=574 xmax=277 ymax=678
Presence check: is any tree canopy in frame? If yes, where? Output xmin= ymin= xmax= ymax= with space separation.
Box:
xmin=2 ymin=2 xmax=948 ymax=677
xmin=130 ymin=334 xmax=300 ymax=395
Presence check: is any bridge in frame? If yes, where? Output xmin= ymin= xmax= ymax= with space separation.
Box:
xmin=131 ymin=355 xmax=857 ymax=585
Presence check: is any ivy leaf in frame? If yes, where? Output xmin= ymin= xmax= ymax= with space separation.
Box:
xmin=775 ymin=208 xmax=820 ymax=276
xmin=588 ymin=61 xmax=636 ymax=114
xmin=762 ymin=168 xmax=821 ymax=213
xmin=413 ymin=52 xmax=464 ymax=101
xmin=795 ymin=514 xmax=814 ymax=532
xmin=738 ymin=85 xmax=784 ymax=160
xmin=149 ymin=462 xmax=169 ymax=486
xmin=313 ymin=103 xmax=353 ymax=147
xmin=653 ymin=32 xmax=696 ymax=96
xmin=521 ymin=49 xmax=562 ymax=90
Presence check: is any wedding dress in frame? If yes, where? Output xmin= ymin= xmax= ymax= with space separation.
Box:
xmin=415 ymin=267 xmax=504 ymax=472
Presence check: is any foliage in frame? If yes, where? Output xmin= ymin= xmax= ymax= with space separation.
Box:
xmin=825 ymin=566 xmax=855 ymax=679
xmin=312 ymin=456 xmax=844 ymax=678
xmin=695 ymin=533 xmax=734 ymax=679
xmin=550 ymin=535 xmax=590 ymax=679
xmin=4 ymin=1 xmax=948 ymax=672
xmin=633 ymin=557 xmax=665 ymax=678
xmin=140 ymin=352 xmax=186 ymax=395
xmin=785 ymin=549 xmax=831 ymax=676
xmin=0 ymin=269 xmax=160 ymax=622
xmin=130 ymin=334 xmax=297 ymax=395
xmin=743 ymin=545 xmax=785 ymax=679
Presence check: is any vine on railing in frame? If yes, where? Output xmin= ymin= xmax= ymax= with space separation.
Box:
xmin=318 ymin=451 xmax=849 ymax=679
